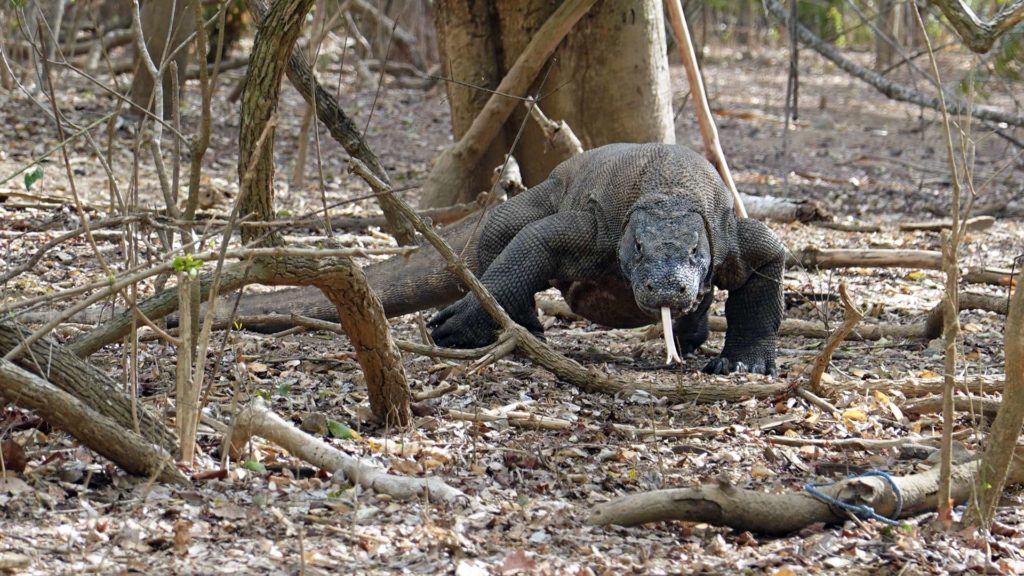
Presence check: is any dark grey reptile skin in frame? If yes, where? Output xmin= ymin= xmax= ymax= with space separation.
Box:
xmin=428 ymin=143 xmax=785 ymax=375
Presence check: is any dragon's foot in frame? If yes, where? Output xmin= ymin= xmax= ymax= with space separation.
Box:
xmin=428 ymin=298 xmax=501 ymax=349
xmin=702 ymin=350 xmax=777 ymax=376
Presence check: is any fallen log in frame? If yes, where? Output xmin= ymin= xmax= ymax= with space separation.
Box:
xmin=787 ymin=248 xmax=1017 ymax=285
xmin=589 ymin=447 xmax=1024 ymax=533
xmin=0 ymin=359 xmax=187 ymax=485
xmin=0 ymin=322 xmax=177 ymax=451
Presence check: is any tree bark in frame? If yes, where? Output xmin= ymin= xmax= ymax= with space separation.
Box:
xmin=966 ymin=277 xmax=1024 ymax=527
xmin=503 ymin=0 xmax=674 ymax=186
xmin=431 ymin=0 xmax=509 ymax=201
xmin=930 ymin=0 xmax=1024 ymax=54
xmin=237 ymin=0 xmax=315 ymax=247
xmin=0 ymin=322 xmax=178 ymax=452
xmin=247 ymin=0 xmax=418 ymax=246
xmin=874 ymin=0 xmax=899 ymax=71
xmin=424 ymin=0 xmax=672 ymax=207
xmin=0 ymin=359 xmax=188 ymax=485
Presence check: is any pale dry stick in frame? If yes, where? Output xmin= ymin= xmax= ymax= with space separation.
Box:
xmin=447 ymin=409 xmax=572 ymax=431
xmin=913 ymin=3 xmax=964 ymax=521
xmin=664 ymin=0 xmax=746 ymax=218
xmin=176 ymin=271 xmax=198 ymax=462
xmin=412 ymin=382 xmax=462 ymax=402
xmin=226 ymin=397 xmax=465 ymax=503
xmin=128 ymin=0 xmax=175 ymax=219
xmin=796 ymin=388 xmax=841 ymax=417
xmin=808 ymin=283 xmax=865 ymax=394
xmin=525 ymin=97 xmax=583 ymax=157
xmin=467 ymin=333 xmax=519 ymax=375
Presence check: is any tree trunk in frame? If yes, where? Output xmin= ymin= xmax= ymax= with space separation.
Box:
xmin=129 ymin=0 xmax=195 ymax=116
xmin=506 ymin=0 xmax=674 ymax=186
xmin=238 ymin=0 xmax=315 ymax=246
xmin=235 ymin=0 xmax=411 ymax=426
xmin=431 ymin=0 xmax=509 ymax=203
xmin=874 ymin=0 xmax=899 ymax=71
xmin=966 ymin=277 xmax=1024 ymax=527
xmin=426 ymin=0 xmax=673 ymax=206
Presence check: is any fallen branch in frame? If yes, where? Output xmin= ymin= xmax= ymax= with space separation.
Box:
xmin=763 ymin=0 xmax=1024 ymax=127
xmin=808 ymin=284 xmax=864 ymax=393
xmin=903 ymin=394 xmax=1002 ymax=420
xmin=899 ymin=215 xmax=995 ymax=232
xmin=922 ymin=291 xmax=1010 ymax=339
xmin=448 ymin=408 xmax=572 ymax=431
xmin=0 ymin=322 xmax=178 ymax=451
xmin=766 ymin=434 xmax=943 ymax=451
xmin=226 ymin=398 xmax=464 ymax=503
xmin=930 ymin=0 xmax=1024 ymax=54
xmin=0 ymin=359 xmax=187 ymax=485
xmin=788 ymin=248 xmax=1017 ymax=285
xmin=588 ymin=448 xmax=1024 ymax=533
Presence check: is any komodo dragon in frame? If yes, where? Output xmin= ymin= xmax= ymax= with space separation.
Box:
xmin=223 ymin=143 xmax=786 ymax=375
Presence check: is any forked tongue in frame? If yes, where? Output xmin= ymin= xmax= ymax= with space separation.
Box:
xmin=661 ymin=306 xmax=682 ymax=365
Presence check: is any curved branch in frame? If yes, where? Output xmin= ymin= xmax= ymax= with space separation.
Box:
xmin=932 ymin=0 xmax=1024 ymax=54
xmin=762 ymin=0 xmax=1024 ymax=127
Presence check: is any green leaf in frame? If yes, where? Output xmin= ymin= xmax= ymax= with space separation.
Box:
xmin=23 ymin=165 xmax=43 ymax=191
xmin=172 ymin=254 xmax=203 ymax=274
xmin=242 ymin=459 xmax=267 ymax=473
xmin=328 ymin=420 xmax=360 ymax=440
xmin=276 ymin=382 xmax=293 ymax=397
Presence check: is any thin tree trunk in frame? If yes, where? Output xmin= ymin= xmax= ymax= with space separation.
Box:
xmin=966 ymin=278 xmax=1024 ymax=527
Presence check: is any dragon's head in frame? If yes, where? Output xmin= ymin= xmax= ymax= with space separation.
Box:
xmin=618 ymin=195 xmax=712 ymax=320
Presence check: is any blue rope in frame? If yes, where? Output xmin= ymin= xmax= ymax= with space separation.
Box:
xmin=803 ymin=469 xmax=905 ymax=526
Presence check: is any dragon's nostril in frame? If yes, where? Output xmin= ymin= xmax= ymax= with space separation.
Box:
xmin=644 ymin=280 xmax=654 ymax=291
xmin=679 ymin=286 xmax=687 ymax=295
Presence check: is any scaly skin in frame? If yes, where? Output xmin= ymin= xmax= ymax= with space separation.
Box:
xmin=428 ymin=143 xmax=784 ymax=375
xmin=222 ymin=144 xmax=785 ymax=374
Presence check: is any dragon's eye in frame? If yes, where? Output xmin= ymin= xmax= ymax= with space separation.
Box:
xmin=635 ymin=239 xmax=643 ymax=255
xmin=690 ymin=245 xmax=697 ymax=257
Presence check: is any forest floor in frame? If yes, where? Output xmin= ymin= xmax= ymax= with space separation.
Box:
xmin=1 ymin=41 xmax=1023 ymax=575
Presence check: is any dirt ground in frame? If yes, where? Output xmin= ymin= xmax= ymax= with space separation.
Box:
xmin=1 ymin=36 xmax=1023 ymax=575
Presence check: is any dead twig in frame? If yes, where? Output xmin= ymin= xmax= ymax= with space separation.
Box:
xmin=226 ymin=398 xmax=464 ymax=502
xmin=808 ymin=283 xmax=865 ymax=394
